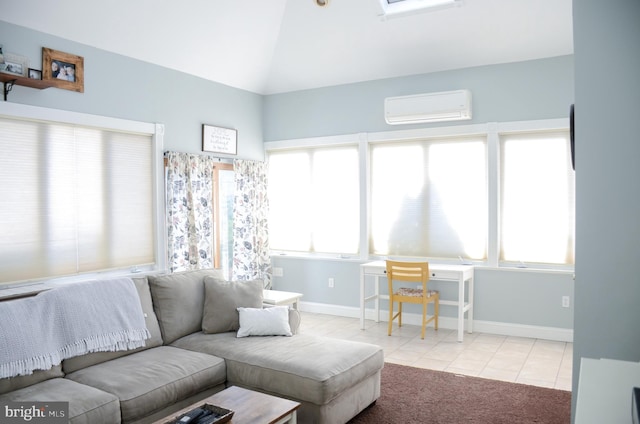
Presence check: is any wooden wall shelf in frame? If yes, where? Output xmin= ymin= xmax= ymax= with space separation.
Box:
xmin=1 ymin=73 xmax=57 ymax=100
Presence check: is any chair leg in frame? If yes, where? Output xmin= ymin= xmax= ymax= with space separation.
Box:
xmin=398 ymin=302 xmax=403 ymax=327
xmin=388 ymin=300 xmax=394 ymax=336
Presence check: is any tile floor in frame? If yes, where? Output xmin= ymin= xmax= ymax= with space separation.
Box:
xmin=298 ymin=312 xmax=573 ymax=391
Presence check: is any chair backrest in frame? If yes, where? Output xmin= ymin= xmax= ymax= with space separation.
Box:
xmin=386 ymin=260 xmax=429 ymax=286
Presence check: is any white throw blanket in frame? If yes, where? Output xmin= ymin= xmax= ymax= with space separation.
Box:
xmin=0 ymin=277 xmax=151 ymax=379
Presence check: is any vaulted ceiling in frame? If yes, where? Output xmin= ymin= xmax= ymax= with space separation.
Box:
xmin=1 ymin=0 xmax=573 ymax=94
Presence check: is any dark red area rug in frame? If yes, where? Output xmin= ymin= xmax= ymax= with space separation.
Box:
xmin=349 ymin=362 xmax=571 ymax=424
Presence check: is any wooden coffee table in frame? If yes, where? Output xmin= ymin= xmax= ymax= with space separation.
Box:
xmin=154 ymin=386 xmax=300 ymax=424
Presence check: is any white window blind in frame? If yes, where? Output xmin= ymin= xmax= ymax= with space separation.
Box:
xmin=0 ymin=116 xmax=154 ymax=284
xmin=370 ymin=136 xmax=487 ymax=259
xmin=500 ymin=130 xmax=575 ymax=265
xmin=267 ymin=146 xmax=359 ymax=254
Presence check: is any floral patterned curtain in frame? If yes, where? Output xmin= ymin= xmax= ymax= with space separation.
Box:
xmin=165 ymin=151 xmax=216 ymax=272
xmin=232 ymin=159 xmax=272 ymax=288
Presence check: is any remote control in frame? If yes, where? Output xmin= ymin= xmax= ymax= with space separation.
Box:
xmin=192 ymin=410 xmax=215 ymax=424
xmin=177 ymin=408 xmax=206 ymax=423
xmin=193 ymin=412 xmax=219 ymax=424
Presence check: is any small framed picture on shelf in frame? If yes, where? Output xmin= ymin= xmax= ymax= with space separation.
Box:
xmin=202 ymin=124 xmax=238 ymax=155
xmin=42 ymin=47 xmax=84 ymax=92
xmin=28 ymin=68 xmax=42 ymax=80
xmin=0 ymin=52 xmax=29 ymax=77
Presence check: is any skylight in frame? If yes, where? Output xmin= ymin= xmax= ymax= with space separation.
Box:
xmin=378 ymin=0 xmax=462 ymax=19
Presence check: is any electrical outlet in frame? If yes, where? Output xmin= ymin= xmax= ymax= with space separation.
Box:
xmin=562 ymin=296 xmax=570 ymax=308
xmin=273 ymin=267 xmax=283 ymax=277
xmin=328 ymin=278 xmax=335 ymax=288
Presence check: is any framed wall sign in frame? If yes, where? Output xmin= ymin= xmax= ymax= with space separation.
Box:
xmin=202 ymin=124 xmax=237 ymax=155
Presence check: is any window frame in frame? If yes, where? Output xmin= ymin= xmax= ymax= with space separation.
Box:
xmin=495 ymin=122 xmax=575 ymax=269
xmin=368 ymin=133 xmax=488 ymax=260
xmin=265 ymin=134 xmax=364 ymax=260
xmin=265 ymin=118 xmax=573 ymax=271
xmin=0 ymin=102 xmax=165 ymax=288
xmin=266 ymin=136 xmax=362 ymax=257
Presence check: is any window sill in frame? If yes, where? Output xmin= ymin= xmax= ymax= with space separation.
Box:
xmin=270 ymin=251 xmax=575 ymax=274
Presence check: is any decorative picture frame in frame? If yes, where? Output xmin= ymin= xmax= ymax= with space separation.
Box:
xmin=28 ymin=68 xmax=42 ymax=80
xmin=42 ymin=48 xmax=84 ymax=93
xmin=0 ymin=52 xmax=29 ymax=77
xmin=202 ymin=124 xmax=238 ymax=155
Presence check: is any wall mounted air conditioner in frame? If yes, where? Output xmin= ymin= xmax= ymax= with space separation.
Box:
xmin=384 ymin=89 xmax=472 ymax=125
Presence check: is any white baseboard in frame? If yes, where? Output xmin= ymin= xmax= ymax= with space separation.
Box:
xmin=299 ymin=301 xmax=573 ymax=343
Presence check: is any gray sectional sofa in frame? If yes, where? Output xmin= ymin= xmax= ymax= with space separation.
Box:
xmin=0 ymin=269 xmax=384 ymax=423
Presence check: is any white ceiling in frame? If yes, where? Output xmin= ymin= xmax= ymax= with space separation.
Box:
xmin=1 ymin=0 xmax=573 ymax=95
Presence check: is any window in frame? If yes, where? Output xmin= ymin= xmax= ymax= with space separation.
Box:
xmin=267 ymin=146 xmax=359 ymax=255
xmin=500 ymin=130 xmax=575 ymax=265
xmin=213 ymin=163 xmax=235 ymax=279
xmin=266 ymin=119 xmax=573 ymax=269
xmin=0 ymin=109 xmax=161 ymax=285
xmin=370 ymin=136 xmax=487 ymax=259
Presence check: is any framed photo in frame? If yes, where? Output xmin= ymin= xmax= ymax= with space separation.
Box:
xmin=28 ymin=68 xmax=42 ymax=80
xmin=42 ymin=48 xmax=84 ymax=93
xmin=202 ymin=124 xmax=237 ymax=155
xmin=0 ymin=52 xmax=29 ymax=77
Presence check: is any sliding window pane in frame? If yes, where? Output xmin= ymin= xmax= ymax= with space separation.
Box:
xmin=213 ymin=164 xmax=235 ymax=279
xmin=311 ymin=148 xmax=359 ymax=253
xmin=268 ymin=151 xmax=312 ymax=252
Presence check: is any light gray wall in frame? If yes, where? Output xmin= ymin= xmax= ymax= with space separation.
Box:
xmin=0 ymin=21 xmax=264 ymax=160
xmin=272 ymin=257 xmax=574 ymax=329
xmin=263 ymin=55 xmax=574 ymax=141
xmin=1 ymin=20 xmax=577 ymax=332
xmin=267 ymin=56 xmax=575 ymax=331
xmin=572 ymin=0 xmax=640 ymax=420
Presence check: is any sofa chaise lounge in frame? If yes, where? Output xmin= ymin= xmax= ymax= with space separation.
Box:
xmin=0 ymin=269 xmax=384 ymax=423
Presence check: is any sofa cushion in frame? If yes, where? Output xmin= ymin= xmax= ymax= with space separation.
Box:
xmin=236 ymin=306 xmax=292 ymax=337
xmin=64 ymin=346 xmax=226 ymax=423
xmin=62 ymin=276 xmax=163 ymax=374
xmin=148 ymin=269 xmax=224 ymax=344
xmin=0 ymin=365 xmax=64 ymax=395
xmin=202 ymin=278 xmax=263 ymax=334
xmin=171 ymin=332 xmax=384 ymax=406
xmin=0 ymin=377 xmax=121 ymax=424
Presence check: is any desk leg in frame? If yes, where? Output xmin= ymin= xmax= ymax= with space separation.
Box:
xmin=457 ymin=276 xmax=464 ymax=342
xmin=360 ymin=269 xmax=366 ymax=330
xmin=374 ymin=275 xmax=382 ymax=323
xmin=467 ymin=276 xmax=474 ymax=334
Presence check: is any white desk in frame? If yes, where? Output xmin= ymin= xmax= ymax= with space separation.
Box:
xmin=359 ymin=261 xmax=474 ymax=342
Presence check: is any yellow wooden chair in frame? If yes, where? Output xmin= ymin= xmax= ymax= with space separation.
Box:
xmin=387 ymin=260 xmax=439 ymax=339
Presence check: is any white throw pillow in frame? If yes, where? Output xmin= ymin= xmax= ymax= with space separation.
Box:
xmin=236 ymin=306 xmax=292 ymax=338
